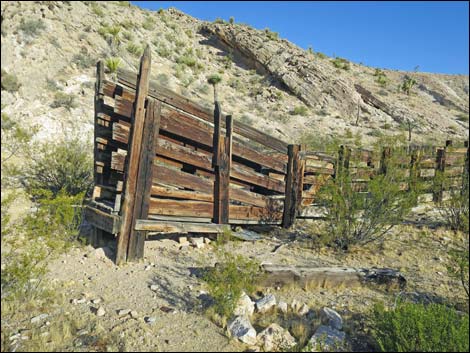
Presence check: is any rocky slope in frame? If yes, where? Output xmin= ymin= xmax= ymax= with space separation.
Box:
xmin=1 ymin=1 xmax=468 ymax=150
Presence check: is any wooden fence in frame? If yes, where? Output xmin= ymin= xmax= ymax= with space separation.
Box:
xmin=84 ymin=48 xmax=469 ymax=264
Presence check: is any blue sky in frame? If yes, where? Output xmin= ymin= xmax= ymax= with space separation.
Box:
xmin=131 ymin=1 xmax=469 ymax=75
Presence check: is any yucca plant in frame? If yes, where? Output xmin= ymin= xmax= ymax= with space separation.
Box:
xmin=207 ymin=74 xmax=222 ymax=102
xmin=105 ymin=57 xmax=121 ymax=79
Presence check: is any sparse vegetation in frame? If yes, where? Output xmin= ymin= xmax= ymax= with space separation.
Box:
xmin=264 ymin=28 xmax=279 ymax=40
xmin=50 ymin=92 xmax=78 ymax=111
xmin=290 ymin=105 xmax=309 ymax=116
xmin=401 ymin=75 xmax=417 ymax=95
xmin=374 ymin=68 xmax=388 ymax=87
xmin=1 ymin=69 xmax=21 ymax=92
xmin=142 ymin=17 xmax=155 ymax=31
xmin=91 ymin=2 xmax=105 ymax=17
xmin=371 ymin=301 xmax=469 ymax=352
xmin=71 ymin=52 xmax=95 ymax=69
xmin=105 ymin=57 xmax=121 ymax=75
xmin=202 ymin=250 xmax=260 ymax=321
xmin=332 ymin=57 xmax=350 ymax=70
xmin=126 ymin=42 xmax=143 ymax=57
xmin=18 ymin=18 xmax=46 ymax=38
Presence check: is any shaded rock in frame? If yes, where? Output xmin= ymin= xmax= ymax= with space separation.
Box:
xmin=277 ymin=301 xmax=288 ymax=314
xmin=189 ymin=237 xmax=204 ymax=247
xmin=31 ymin=314 xmax=49 ymax=324
xmin=298 ymin=303 xmax=309 ymax=316
xmin=130 ymin=310 xmax=139 ymax=319
xmin=255 ymin=294 xmax=276 ymax=313
xmin=233 ymin=292 xmax=255 ymax=317
xmin=228 ymin=316 xmax=257 ymax=345
xmin=320 ymin=307 xmax=343 ymax=330
xmin=309 ymin=325 xmax=345 ymax=352
xmin=96 ymin=307 xmax=106 ymax=317
xmin=117 ymin=309 xmax=131 ymax=316
xmin=257 ymin=323 xmax=296 ymax=351
xmin=145 ymin=316 xmax=156 ymax=324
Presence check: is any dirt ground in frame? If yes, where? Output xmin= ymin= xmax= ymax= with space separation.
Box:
xmin=29 ymin=211 xmax=466 ymax=352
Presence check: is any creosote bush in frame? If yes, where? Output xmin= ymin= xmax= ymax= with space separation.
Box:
xmin=18 ymin=18 xmax=46 ymax=38
xmin=202 ymin=250 xmax=260 ymax=321
xmin=290 ymin=105 xmax=309 ymax=116
xmin=1 ymin=69 xmax=21 ymax=92
xmin=126 ymin=42 xmax=143 ymax=57
xmin=317 ymin=147 xmax=418 ymax=250
xmin=372 ymin=301 xmax=469 ymax=352
xmin=22 ymin=138 xmax=93 ymax=198
xmin=50 ymin=91 xmax=78 ymax=111
xmin=332 ymin=57 xmax=350 ymax=70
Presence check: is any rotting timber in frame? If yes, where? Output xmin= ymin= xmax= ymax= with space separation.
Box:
xmin=85 ymin=46 xmax=469 ymax=265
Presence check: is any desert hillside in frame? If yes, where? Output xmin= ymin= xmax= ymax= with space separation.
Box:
xmin=1 ymin=1 xmax=469 ymax=149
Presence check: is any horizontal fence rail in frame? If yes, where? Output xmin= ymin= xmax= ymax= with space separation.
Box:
xmin=85 ymin=50 xmax=469 ymax=264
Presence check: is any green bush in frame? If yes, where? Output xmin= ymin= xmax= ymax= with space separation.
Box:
xmin=1 ymin=112 xmax=36 ymax=164
xmin=126 ymin=42 xmax=143 ymax=57
xmin=22 ymin=139 xmax=93 ymax=198
xmin=142 ymin=17 xmax=155 ymax=31
xmin=202 ymin=250 xmax=260 ymax=319
xmin=50 ymin=92 xmax=78 ymax=111
xmin=72 ymin=52 xmax=95 ymax=69
xmin=176 ymin=55 xmax=197 ymax=67
xmin=105 ymin=57 xmax=121 ymax=74
xmin=229 ymin=16 xmax=235 ymax=24
xmin=91 ymin=2 xmax=105 ymax=17
xmin=1 ymin=70 xmax=21 ymax=92
xmin=290 ymin=105 xmax=309 ymax=116
xmin=18 ymin=19 xmax=46 ymax=38
xmin=332 ymin=57 xmax=350 ymax=70
xmin=264 ymin=28 xmax=279 ymax=40
xmin=401 ymin=75 xmax=417 ymax=95
xmin=372 ymin=302 xmax=469 ymax=352
xmin=316 ymin=52 xmax=327 ymax=59
xmin=317 ymin=147 xmax=418 ymax=250
xmin=155 ymin=43 xmax=171 ymax=58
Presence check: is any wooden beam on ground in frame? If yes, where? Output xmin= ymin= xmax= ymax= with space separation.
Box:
xmin=282 ymin=145 xmax=301 ymax=228
xmin=127 ymin=98 xmax=161 ymax=261
xmin=134 ymin=220 xmax=229 ymax=233
xmin=116 ymin=46 xmax=151 ymax=265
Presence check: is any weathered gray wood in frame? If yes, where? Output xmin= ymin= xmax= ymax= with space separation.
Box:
xmin=261 ymin=265 xmax=406 ymax=290
xmin=84 ymin=205 xmax=121 ymax=234
xmin=93 ymin=61 xmax=105 ymax=190
xmin=116 ymin=46 xmax=151 ymax=265
xmin=127 ymin=98 xmax=161 ymax=261
xmin=134 ymin=220 xmax=229 ymax=233
xmin=282 ymin=145 xmax=301 ymax=228
xmin=433 ymin=147 xmax=446 ymax=202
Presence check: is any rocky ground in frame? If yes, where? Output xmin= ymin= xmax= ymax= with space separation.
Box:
xmin=3 ymin=213 xmax=466 ymax=352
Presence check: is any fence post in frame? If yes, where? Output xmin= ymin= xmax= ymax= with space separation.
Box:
xmin=379 ymin=147 xmax=391 ymax=175
xmin=408 ymin=147 xmax=420 ymax=194
xmin=213 ymin=105 xmax=231 ymax=224
xmin=282 ymin=144 xmax=301 ymax=228
xmin=462 ymin=141 xmax=469 ymax=196
xmin=116 ymin=46 xmax=151 ymax=265
xmin=433 ymin=146 xmax=446 ymax=203
xmin=127 ymin=98 xmax=161 ymax=261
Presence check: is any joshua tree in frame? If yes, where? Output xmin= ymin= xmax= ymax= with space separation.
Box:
xmin=401 ymin=76 xmax=417 ymax=96
xmin=207 ymin=74 xmax=222 ymax=102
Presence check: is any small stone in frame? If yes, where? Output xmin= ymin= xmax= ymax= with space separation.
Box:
xmin=117 ymin=309 xmax=131 ymax=316
xmin=189 ymin=237 xmax=204 ymax=247
xmin=233 ymin=292 xmax=255 ymax=317
xmin=92 ymin=298 xmax=101 ymax=304
xmin=31 ymin=314 xmax=49 ymax=324
xmin=320 ymin=307 xmax=343 ymax=330
xmin=96 ymin=307 xmax=106 ymax=317
xmin=203 ymin=238 xmax=211 ymax=245
xmin=130 ymin=310 xmax=138 ymax=319
xmin=228 ymin=316 xmax=257 ymax=345
xmin=298 ymin=304 xmax=309 ymax=316
xmin=144 ymin=265 xmax=152 ymax=271
xmin=77 ymin=329 xmax=89 ymax=336
xmin=178 ymin=236 xmax=188 ymax=244
xmin=257 ymin=323 xmax=296 ymax=351
xmin=9 ymin=334 xmax=21 ymax=341
xmin=76 ymin=298 xmax=87 ymax=304
xmin=308 ymin=325 xmax=345 ymax=351
xmin=255 ymin=294 xmax=276 ymax=313
xmin=195 ymin=242 xmax=205 ymax=249
xmin=145 ymin=316 xmax=156 ymax=324
xmin=277 ymin=301 xmax=288 ymax=314
xmin=150 ymin=284 xmax=158 ymax=291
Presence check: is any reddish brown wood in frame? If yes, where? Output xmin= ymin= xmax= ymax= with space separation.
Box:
xmin=116 ymin=46 xmax=151 ymax=265
xmin=282 ymin=145 xmax=301 ymax=228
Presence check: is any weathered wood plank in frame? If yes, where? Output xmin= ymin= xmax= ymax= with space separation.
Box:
xmin=116 ymin=46 xmax=151 ymax=265
xmin=128 ymin=98 xmax=161 ymax=261
xmin=116 ymin=69 xmax=289 ymax=153
xmin=134 ymin=220 xmax=228 ymax=233
xmin=84 ymin=205 xmax=121 ymax=234
xmin=282 ymin=145 xmax=301 ymax=228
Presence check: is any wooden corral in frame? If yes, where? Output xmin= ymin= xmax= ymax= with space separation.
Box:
xmin=84 ymin=48 xmax=469 ymax=264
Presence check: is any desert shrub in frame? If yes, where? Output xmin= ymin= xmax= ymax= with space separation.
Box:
xmin=22 ymin=139 xmax=93 ymax=198
xmin=401 ymin=75 xmax=417 ymax=95
xmin=332 ymin=57 xmax=350 ymax=70
xmin=300 ymin=133 xmax=341 ymax=153
xmin=264 ymin=28 xmax=279 ymax=40
xmin=229 ymin=16 xmax=235 ymax=24
xmin=371 ymin=302 xmax=469 ymax=352
xmin=374 ymin=69 xmax=388 ymax=87
xmin=155 ymin=73 xmax=169 ymax=86
xmin=105 ymin=57 xmax=121 ymax=74
xmin=98 ymin=25 xmax=121 ymax=47
xmin=72 ymin=52 xmax=95 ymax=69
xmin=1 ymin=69 xmax=21 ymax=92
xmin=18 ymin=19 xmax=46 ymax=38
xmin=176 ymin=55 xmax=197 ymax=67
xmin=456 ymin=113 xmax=469 ymax=122
xmin=116 ymin=1 xmax=130 ymax=6
xmin=155 ymin=43 xmax=171 ymax=58
xmin=91 ymin=2 xmax=104 ymax=16
xmin=122 ymin=30 xmax=134 ymax=41
xmin=290 ymin=105 xmax=309 ymax=116
xmin=436 ymin=171 xmax=469 ymax=234
xmin=213 ymin=18 xmax=226 ymax=24
xmin=316 ymin=52 xmax=327 ymax=59
xmin=1 ymin=112 xmax=36 ymax=165
xmin=126 ymin=42 xmax=143 ymax=57
xmin=202 ymin=250 xmax=260 ymax=319
xmin=50 ymin=92 xmax=77 ymax=111
xmin=317 ymin=147 xmax=418 ymax=250
xmin=120 ymin=19 xmax=135 ymax=30
xmin=447 ymin=238 xmax=469 ymax=298
xmin=142 ymin=17 xmax=155 ymax=31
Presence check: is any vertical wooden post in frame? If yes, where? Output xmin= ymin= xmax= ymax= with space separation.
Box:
xmin=335 ymin=145 xmax=344 ymax=180
xmin=408 ymin=148 xmax=420 ymax=194
xmin=93 ymin=61 xmax=105 ymax=189
xmin=116 ymin=46 xmax=151 ymax=265
xmin=282 ymin=144 xmax=301 ymax=228
xmin=127 ymin=99 xmax=161 ymax=261
xmin=463 ymin=141 xmax=469 ymax=196
xmin=433 ymin=147 xmax=446 ymax=203
xmin=213 ymin=105 xmax=231 ymax=224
